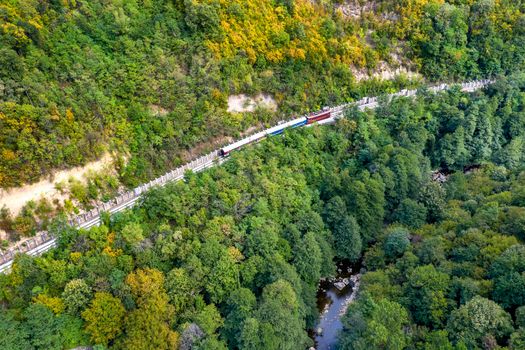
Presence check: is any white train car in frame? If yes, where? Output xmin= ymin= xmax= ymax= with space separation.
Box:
xmin=220 ymin=117 xmax=308 ymax=156
xmin=220 ymin=130 xmax=267 ymax=156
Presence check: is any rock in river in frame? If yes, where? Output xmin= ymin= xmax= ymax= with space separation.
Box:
xmin=334 ymin=278 xmax=351 ymax=290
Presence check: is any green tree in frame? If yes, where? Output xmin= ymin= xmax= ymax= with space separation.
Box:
xmin=293 ymin=232 xmax=323 ymax=284
xmin=490 ymin=245 xmax=525 ymax=278
xmin=438 ymin=127 xmax=470 ymax=169
xmin=424 ymin=330 xmax=454 ymax=350
xmin=449 ymin=277 xmax=480 ymax=307
xmin=206 ymin=251 xmax=239 ymax=304
xmin=510 ymin=328 xmax=525 ymax=350
xmin=184 ymin=0 xmax=221 ymax=36
xmin=62 ymin=279 xmax=91 ymax=315
xmin=195 ymin=335 xmax=228 ymax=350
xmin=346 ymin=175 xmax=385 ymax=243
xmin=333 ymin=215 xmax=362 ymax=262
xmin=57 ymin=315 xmax=89 ymax=349
xmin=405 ymin=265 xmax=450 ymax=328
xmin=323 ymin=196 xmax=347 ymax=229
xmin=383 ymin=227 xmax=411 ymax=260
xmin=416 ymin=236 xmax=446 ymax=265
xmin=418 ymin=181 xmax=446 ymax=222
xmin=223 ymin=288 xmax=256 ymax=348
xmin=360 ymin=270 xmax=402 ymax=301
xmin=245 ymin=279 xmax=311 ymax=350
xmin=339 ymin=293 xmax=410 ymax=350
xmin=193 ymin=304 xmax=224 ymax=336
xmin=516 ymin=306 xmax=525 ymax=328
xmin=23 ymin=304 xmax=63 ymax=350
xmin=82 ymin=292 xmax=126 ymax=346
xmin=393 ymin=199 xmax=428 ymax=228
xmin=412 ymin=3 xmax=471 ymax=80
xmin=0 ymin=310 xmax=31 ymax=350
xmin=500 ymin=137 xmax=525 ymax=169
xmin=120 ymin=222 xmax=144 ymax=246
xmin=500 ymin=207 xmax=525 ymax=240
xmin=165 ymin=267 xmax=196 ymax=313
xmin=447 ymin=296 xmax=513 ymax=349
xmin=244 ymin=216 xmax=279 ymax=258
xmin=239 ymin=318 xmax=266 ymax=349
xmin=492 ymin=272 xmax=525 ymax=309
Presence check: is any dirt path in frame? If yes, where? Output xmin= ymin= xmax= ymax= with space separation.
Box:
xmin=0 ymin=153 xmax=113 ymax=216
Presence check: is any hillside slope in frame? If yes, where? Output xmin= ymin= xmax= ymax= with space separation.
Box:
xmin=1 ymin=0 xmax=524 ymax=191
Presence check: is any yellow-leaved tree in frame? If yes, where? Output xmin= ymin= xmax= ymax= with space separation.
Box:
xmin=82 ymin=292 xmax=126 ymax=346
xmin=117 ymin=268 xmax=179 ymax=350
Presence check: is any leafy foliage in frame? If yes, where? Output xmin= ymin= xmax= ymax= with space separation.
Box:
xmin=1 ymin=78 xmax=525 ymax=349
xmin=2 ymin=0 xmax=524 ymax=191
xmin=82 ymin=292 xmax=126 ymax=346
xmin=339 ymin=293 xmax=409 ymax=350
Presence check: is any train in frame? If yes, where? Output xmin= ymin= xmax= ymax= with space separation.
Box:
xmin=220 ymin=108 xmax=332 ymax=156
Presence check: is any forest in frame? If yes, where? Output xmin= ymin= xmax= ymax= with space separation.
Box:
xmin=1 ymin=74 xmax=525 ymax=349
xmin=1 ymin=0 xmax=524 ymax=191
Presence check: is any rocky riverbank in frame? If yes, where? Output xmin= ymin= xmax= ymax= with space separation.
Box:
xmin=311 ymin=261 xmax=362 ymax=350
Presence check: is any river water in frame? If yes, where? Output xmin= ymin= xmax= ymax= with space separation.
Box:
xmin=311 ymin=261 xmax=361 ymax=350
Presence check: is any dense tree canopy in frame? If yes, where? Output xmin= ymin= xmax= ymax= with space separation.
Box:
xmin=339 ymin=75 xmax=525 ymax=349
xmin=1 ymin=75 xmax=525 ymax=349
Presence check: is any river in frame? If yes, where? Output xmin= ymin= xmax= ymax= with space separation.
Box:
xmin=311 ymin=261 xmax=361 ymax=350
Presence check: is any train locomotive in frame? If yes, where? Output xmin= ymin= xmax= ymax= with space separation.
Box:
xmin=219 ymin=108 xmax=332 ymax=156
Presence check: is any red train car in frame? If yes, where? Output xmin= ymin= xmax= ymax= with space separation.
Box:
xmin=307 ymin=110 xmax=331 ymax=124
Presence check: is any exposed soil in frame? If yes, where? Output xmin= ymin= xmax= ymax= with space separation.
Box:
xmin=335 ymin=1 xmax=398 ymax=21
xmin=352 ymin=49 xmax=422 ymax=83
xmin=352 ymin=65 xmax=421 ymax=82
xmin=0 ymin=153 xmax=114 ymax=216
xmin=227 ymin=94 xmax=277 ymax=113
xmin=149 ymin=104 xmax=170 ymax=116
